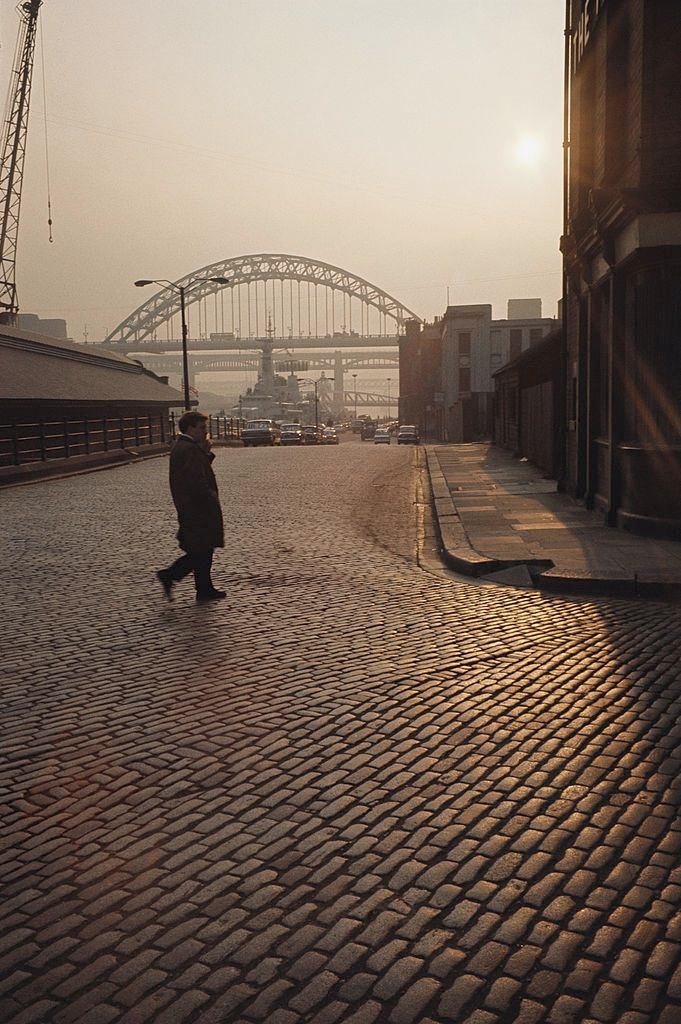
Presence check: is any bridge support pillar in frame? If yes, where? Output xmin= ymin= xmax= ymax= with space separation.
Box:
xmin=333 ymin=351 xmax=344 ymax=416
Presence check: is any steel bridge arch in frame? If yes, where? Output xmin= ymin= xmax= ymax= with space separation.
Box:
xmin=105 ymin=253 xmax=422 ymax=344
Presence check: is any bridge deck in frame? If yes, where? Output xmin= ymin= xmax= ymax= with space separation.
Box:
xmin=97 ymin=334 xmax=400 ymax=355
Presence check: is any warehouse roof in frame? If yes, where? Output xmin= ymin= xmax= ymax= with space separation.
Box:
xmin=0 ymin=325 xmax=184 ymax=406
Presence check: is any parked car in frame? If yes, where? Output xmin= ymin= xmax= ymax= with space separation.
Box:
xmin=302 ymin=425 xmax=323 ymax=445
xmin=280 ymin=423 xmax=304 ymax=446
xmin=397 ymin=424 xmax=419 ymax=445
xmin=322 ymin=427 xmax=339 ymax=445
xmin=374 ymin=429 xmax=391 ymax=445
xmin=242 ymin=419 xmax=280 ymax=446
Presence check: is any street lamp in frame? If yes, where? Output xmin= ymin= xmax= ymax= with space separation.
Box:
xmin=135 ymin=276 xmax=230 ymax=410
xmin=386 ymin=377 xmax=391 ymax=423
xmin=352 ymin=373 xmax=358 ymax=419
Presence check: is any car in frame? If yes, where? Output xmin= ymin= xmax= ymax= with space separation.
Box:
xmin=322 ymin=427 xmax=339 ymax=445
xmin=374 ymin=429 xmax=391 ymax=444
xmin=397 ymin=425 xmax=419 ymax=445
xmin=302 ymin=425 xmax=323 ymax=445
xmin=280 ymin=423 xmax=304 ymax=446
xmin=241 ymin=419 xmax=280 ymax=446
xmin=360 ymin=420 xmax=377 ymax=441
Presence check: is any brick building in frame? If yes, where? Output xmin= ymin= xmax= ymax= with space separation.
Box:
xmin=398 ymin=319 xmax=443 ymax=440
xmin=561 ymin=0 xmax=681 ymax=535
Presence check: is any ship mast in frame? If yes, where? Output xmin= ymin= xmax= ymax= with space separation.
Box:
xmin=0 ymin=1 xmax=43 ymax=324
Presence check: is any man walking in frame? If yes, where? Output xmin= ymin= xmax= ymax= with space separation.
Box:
xmin=157 ymin=410 xmax=226 ymax=603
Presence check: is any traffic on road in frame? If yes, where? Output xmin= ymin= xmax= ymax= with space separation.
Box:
xmin=237 ymin=417 xmax=415 ymax=447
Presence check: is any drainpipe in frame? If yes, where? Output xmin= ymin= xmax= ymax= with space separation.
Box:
xmin=559 ymin=0 xmax=572 ymax=487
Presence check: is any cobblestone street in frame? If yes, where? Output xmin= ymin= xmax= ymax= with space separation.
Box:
xmin=2 ymin=442 xmax=681 ymax=1024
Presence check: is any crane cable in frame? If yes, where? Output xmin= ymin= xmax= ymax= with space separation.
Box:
xmin=39 ymin=16 xmax=53 ymax=242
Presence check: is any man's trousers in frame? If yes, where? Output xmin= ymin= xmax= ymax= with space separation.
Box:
xmin=165 ymin=548 xmax=215 ymax=596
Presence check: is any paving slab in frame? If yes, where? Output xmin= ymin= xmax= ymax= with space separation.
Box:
xmin=426 ymin=443 xmax=681 ymax=599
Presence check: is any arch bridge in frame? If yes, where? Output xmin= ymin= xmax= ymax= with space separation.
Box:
xmin=103 ymin=253 xmax=421 ymax=349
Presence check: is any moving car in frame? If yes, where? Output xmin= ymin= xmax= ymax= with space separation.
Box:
xmin=280 ymin=423 xmax=304 ymax=446
xmin=374 ymin=429 xmax=391 ymax=445
xmin=397 ymin=424 xmax=419 ymax=445
xmin=360 ymin=419 xmax=377 ymax=441
xmin=322 ymin=427 xmax=339 ymax=445
xmin=242 ymin=419 xmax=280 ymax=447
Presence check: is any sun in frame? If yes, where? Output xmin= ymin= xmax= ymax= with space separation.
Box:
xmin=513 ymin=136 xmax=545 ymax=166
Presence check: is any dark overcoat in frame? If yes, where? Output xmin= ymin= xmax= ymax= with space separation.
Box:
xmin=169 ymin=435 xmax=224 ymax=552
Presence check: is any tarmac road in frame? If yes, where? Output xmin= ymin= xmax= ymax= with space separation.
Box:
xmin=2 ymin=441 xmax=681 ymax=1024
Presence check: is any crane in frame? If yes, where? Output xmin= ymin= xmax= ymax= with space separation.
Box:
xmin=0 ymin=0 xmax=43 ymax=324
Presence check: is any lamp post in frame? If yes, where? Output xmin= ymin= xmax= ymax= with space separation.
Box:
xmin=352 ymin=373 xmax=358 ymax=419
xmin=135 ymin=276 xmax=230 ymax=410
xmin=386 ymin=377 xmax=391 ymax=423
xmin=300 ymin=377 xmax=321 ymax=429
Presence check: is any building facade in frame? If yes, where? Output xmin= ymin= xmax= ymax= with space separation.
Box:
xmin=440 ymin=302 xmax=556 ymax=442
xmin=494 ymin=328 xmax=563 ymax=478
xmin=399 ymin=301 xmax=556 ymax=443
xmin=561 ymin=0 xmax=681 ymax=535
xmin=398 ymin=319 xmax=444 ymax=440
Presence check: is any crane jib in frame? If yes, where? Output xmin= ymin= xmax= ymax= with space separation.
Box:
xmin=0 ymin=0 xmax=43 ymax=321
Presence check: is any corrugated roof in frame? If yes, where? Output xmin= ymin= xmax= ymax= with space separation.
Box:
xmin=0 ymin=327 xmax=184 ymax=405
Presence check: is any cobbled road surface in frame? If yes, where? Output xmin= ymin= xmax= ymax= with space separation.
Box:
xmin=2 ymin=440 xmax=681 ymax=1024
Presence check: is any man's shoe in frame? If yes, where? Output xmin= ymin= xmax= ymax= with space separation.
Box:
xmin=157 ymin=570 xmax=174 ymax=601
xmin=196 ymin=589 xmax=227 ymax=603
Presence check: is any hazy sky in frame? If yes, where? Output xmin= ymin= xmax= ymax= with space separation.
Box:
xmin=6 ymin=0 xmax=565 ymax=343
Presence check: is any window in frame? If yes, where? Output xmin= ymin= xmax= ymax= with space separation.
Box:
xmin=510 ymin=329 xmax=523 ymax=360
xmin=459 ymin=367 xmax=471 ymax=394
xmin=529 ymin=328 xmax=543 ymax=346
xmin=458 ymin=332 xmax=471 ymax=356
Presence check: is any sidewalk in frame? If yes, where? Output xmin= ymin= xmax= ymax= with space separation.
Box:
xmin=426 ymin=442 xmax=681 ymax=599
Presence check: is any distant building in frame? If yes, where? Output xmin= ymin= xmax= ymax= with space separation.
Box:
xmin=507 ymin=298 xmax=542 ymax=320
xmin=399 ymin=301 xmax=556 ymax=442
xmin=440 ymin=302 xmax=556 ymax=442
xmin=398 ymin=319 xmax=443 ymax=438
xmin=561 ymin=0 xmax=681 ymax=536
xmin=17 ymin=313 xmax=69 ymax=340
